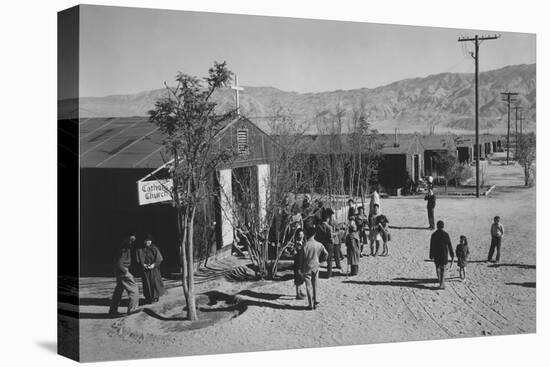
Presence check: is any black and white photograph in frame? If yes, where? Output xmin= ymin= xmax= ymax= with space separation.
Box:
xmin=4 ymin=1 xmax=547 ymax=366
xmin=55 ymin=3 xmax=540 ymax=362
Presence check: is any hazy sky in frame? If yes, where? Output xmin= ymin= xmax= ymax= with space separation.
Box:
xmin=78 ymin=5 xmax=536 ymax=98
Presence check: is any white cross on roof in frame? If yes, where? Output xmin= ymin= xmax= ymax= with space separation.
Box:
xmin=231 ymin=74 xmax=244 ymax=116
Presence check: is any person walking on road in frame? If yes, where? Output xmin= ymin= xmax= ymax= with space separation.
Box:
xmin=455 ymin=235 xmax=470 ymax=280
xmin=429 ymin=221 xmax=454 ymax=289
xmin=300 ymin=225 xmax=328 ymax=310
xmin=109 ymin=235 xmax=140 ymax=315
xmin=425 ymin=188 xmax=436 ymax=230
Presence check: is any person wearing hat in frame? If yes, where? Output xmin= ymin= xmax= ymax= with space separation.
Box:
xmin=424 ymin=188 xmax=436 ymax=230
xmin=109 ymin=235 xmax=140 ymax=315
xmin=136 ymin=234 xmax=165 ymax=304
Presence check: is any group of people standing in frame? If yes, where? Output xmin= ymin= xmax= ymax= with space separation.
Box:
xmin=285 ymin=189 xmax=392 ymax=310
xmin=109 ymin=234 xmax=165 ymax=315
xmin=108 ymin=184 xmax=506 ymax=313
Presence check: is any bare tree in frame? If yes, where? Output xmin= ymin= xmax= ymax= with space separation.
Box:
xmin=222 ymin=102 xmax=314 ymax=279
xmin=148 ymin=61 xmax=235 ymax=321
xmin=347 ymin=100 xmax=381 ymax=203
xmin=516 ymin=133 xmax=536 ymax=186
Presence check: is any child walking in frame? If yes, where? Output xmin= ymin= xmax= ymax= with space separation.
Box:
xmin=455 ymin=235 xmax=470 ymax=280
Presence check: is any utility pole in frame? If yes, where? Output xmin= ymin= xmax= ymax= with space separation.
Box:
xmin=514 ymin=105 xmax=522 ymax=152
xmin=501 ymin=92 xmax=519 ymax=164
xmin=458 ymin=34 xmax=500 ymax=198
xmin=518 ymin=109 xmax=524 ymax=150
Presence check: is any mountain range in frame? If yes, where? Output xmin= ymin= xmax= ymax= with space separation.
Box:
xmin=66 ymin=63 xmax=536 ymax=134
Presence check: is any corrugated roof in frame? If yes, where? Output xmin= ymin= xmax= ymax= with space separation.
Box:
xmin=78 ymin=115 xmax=266 ymax=168
xmin=294 ymin=133 xmax=421 ymax=155
xmin=79 ymin=117 xmax=165 ymax=168
xmin=77 ymin=115 xmax=504 ymax=168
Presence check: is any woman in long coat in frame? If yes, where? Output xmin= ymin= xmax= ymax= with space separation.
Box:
xmin=136 ymin=234 xmax=165 ymax=303
xmin=345 ymin=220 xmax=361 ymax=276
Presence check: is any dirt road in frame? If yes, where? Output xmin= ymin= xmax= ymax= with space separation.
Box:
xmin=73 ymin=163 xmax=535 ymax=362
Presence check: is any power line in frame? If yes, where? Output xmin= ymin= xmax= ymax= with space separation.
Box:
xmin=458 ymin=34 xmax=500 ymax=198
xmin=513 ymin=105 xmax=522 ymax=151
xmin=501 ymin=92 xmax=519 ymax=165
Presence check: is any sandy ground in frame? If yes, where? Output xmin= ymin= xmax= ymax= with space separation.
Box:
xmin=61 ymin=162 xmax=536 ymax=362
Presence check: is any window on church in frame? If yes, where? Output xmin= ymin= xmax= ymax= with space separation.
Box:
xmin=237 ymin=128 xmax=249 ymax=156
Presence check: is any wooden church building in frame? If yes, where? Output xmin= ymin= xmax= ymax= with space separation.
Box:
xmin=78 ymin=114 xmax=276 ymax=275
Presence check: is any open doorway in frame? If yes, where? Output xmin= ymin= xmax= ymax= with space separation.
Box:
xmin=231 ymin=166 xmax=259 ymax=227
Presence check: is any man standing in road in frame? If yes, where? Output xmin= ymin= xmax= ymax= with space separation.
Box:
xmin=300 ymin=225 xmax=328 ymax=310
xmin=429 ymin=221 xmax=454 ymax=290
xmin=425 ymin=188 xmax=436 ymax=230
xmin=315 ymin=209 xmax=340 ymax=278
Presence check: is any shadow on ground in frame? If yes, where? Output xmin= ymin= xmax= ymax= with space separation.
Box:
xmin=506 ymin=282 xmax=536 ymax=288
xmin=165 ymin=264 xmax=258 ymax=284
xmin=59 ymin=294 xmax=150 ymax=307
xmin=58 ymin=308 xmax=131 ymax=320
xmin=343 ymin=277 xmax=440 ymax=290
xmin=140 ymin=288 xmax=306 ymax=327
xmin=488 ymin=263 xmax=535 ymax=270
xmin=390 ymin=226 xmax=431 ymax=230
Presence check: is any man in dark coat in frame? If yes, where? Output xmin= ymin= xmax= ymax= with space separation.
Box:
xmin=315 ymin=208 xmax=340 ymax=278
xmin=109 ymin=235 xmax=140 ymax=315
xmin=425 ymin=188 xmax=436 ymax=230
xmin=136 ymin=234 xmax=165 ymax=304
xmin=429 ymin=220 xmax=454 ymax=289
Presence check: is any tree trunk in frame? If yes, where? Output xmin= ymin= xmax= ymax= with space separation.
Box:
xmin=186 ymin=206 xmax=198 ymax=321
xmin=180 ymin=209 xmax=190 ymax=313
